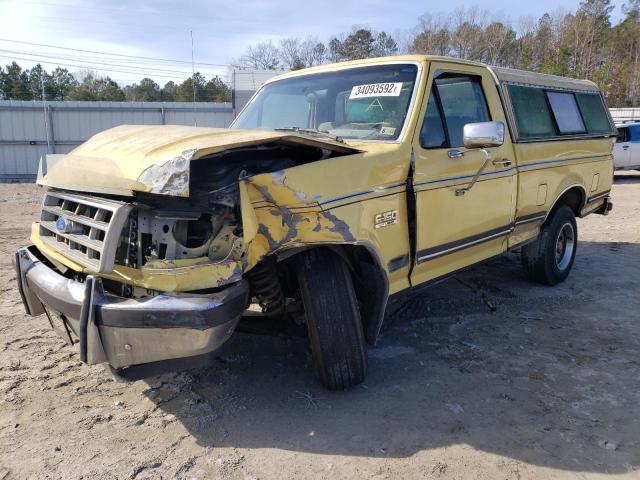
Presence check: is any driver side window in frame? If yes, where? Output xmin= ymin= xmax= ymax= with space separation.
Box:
xmin=420 ymin=74 xmax=491 ymax=149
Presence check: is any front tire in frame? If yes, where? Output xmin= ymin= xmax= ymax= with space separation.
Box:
xmin=297 ymin=248 xmax=367 ymax=390
xmin=521 ymin=205 xmax=578 ymax=286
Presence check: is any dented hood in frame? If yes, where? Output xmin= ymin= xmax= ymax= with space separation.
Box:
xmin=38 ymin=124 xmax=360 ymax=196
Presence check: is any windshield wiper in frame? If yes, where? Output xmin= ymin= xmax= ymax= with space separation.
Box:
xmin=274 ymin=127 xmax=344 ymax=144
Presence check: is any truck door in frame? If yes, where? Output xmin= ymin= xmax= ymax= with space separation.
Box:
xmin=409 ymin=62 xmax=517 ymax=286
xmin=614 ymin=126 xmax=631 ymax=169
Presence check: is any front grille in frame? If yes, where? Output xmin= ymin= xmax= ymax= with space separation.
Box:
xmin=39 ymin=190 xmax=132 ymax=273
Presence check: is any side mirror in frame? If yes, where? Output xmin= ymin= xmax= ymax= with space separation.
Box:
xmin=463 ymin=121 xmax=505 ymax=149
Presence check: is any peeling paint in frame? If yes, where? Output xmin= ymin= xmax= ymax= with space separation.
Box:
xmin=265 ymin=208 xmax=299 ymax=245
xmin=137 ymin=149 xmax=196 ymax=196
xmin=241 ymin=167 xmax=361 ymax=273
xmin=323 ymin=211 xmax=356 ymax=241
xmin=252 ymin=174 xmax=319 ymax=210
xmin=271 ymin=170 xmax=287 ymax=186
xmin=257 ymin=224 xmax=280 ymax=251
xmin=251 ymin=182 xmax=278 ymax=205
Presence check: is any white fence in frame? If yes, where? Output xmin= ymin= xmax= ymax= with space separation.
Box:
xmin=0 ymin=100 xmax=233 ymax=181
xmin=610 ymin=108 xmax=640 ymax=123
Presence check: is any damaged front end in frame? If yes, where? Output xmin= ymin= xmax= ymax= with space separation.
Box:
xmin=108 ymin=189 xmax=246 ymax=295
xmin=18 ymin=126 xmax=362 ymax=377
xmin=34 ymin=126 xmax=361 ymax=292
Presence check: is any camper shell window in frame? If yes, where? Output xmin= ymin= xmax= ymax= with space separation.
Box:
xmin=506 ymin=84 xmax=614 ymax=140
xmin=575 ymin=92 xmax=614 ymax=134
xmin=547 ymin=92 xmax=586 ymax=134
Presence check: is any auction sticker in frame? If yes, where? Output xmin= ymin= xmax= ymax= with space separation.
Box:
xmin=349 ymin=82 xmax=402 ymax=99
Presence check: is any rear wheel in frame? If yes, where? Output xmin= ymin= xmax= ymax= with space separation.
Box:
xmin=297 ymin=248 xmax=367 ymax=390
xmin=521 ymin=205 xmax=578 ymax=286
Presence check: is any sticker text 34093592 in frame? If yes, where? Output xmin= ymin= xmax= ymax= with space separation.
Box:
xmin=349 ymin=83 xmax=403 ymax=99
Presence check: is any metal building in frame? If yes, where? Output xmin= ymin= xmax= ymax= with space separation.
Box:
xmin=610 ymin=108 xmax=640 ymax=123
xmin=0 ymin=100 xmax=233 ymax=181
xmin=231 ymin=69 xmax=282 ymax=113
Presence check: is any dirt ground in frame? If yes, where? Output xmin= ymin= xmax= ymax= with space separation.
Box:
xmin=0 ymin=174 xmax=639 ymax=480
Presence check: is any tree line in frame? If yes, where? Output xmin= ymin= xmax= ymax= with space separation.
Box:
xmin=236 ymin=30 xmax=400 ymax=70
xmin=0 ymin=64 xmax=231 ymax=103
xmin=0 ymin=0 xmax=637 ymax=107
xmin=235 ymin=0 xmax=639 ymax=108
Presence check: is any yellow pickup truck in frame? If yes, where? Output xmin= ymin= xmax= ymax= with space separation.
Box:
xmin=14 ymin=55 xmax=615 ymax=390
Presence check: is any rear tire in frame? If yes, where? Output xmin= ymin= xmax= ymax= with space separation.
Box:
xmin=297 ymin=248 xmax=367 ymax=390
xmin=521 ymin=205 xmax=578 ymax=286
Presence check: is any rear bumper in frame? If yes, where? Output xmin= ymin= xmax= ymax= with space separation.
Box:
xmin=13 ymin=245 xmax=249 ymax=378
xmin=594 ymin=195 xmax=613 ymax=216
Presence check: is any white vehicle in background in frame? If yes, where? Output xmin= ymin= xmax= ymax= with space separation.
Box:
xmin=614 ymin=122 xmax=640 ymax=171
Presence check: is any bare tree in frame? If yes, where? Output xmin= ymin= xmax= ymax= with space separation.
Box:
xmin=298 ymin=39 xmax=327 ymax=67
xmin=410 ymin=13 xmax=453 ymax=56
xmin=279 ymin=38 xmax=302 ymax=70
xmin=374 ymin=32 xmax=399 ymax=57
xmin=278 ymin=37 xmax=328 ymax=69
xmin=450 ymin=7 xmax=487 ymax=60
xmin=566 ymin=0 xmax=614 ymax=78
xmin=483 ymin=21 xmax=517 ymax=66
xmin=239 ymin=41 xmax=281 ymax=70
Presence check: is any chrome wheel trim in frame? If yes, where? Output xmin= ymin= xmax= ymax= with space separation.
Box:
xmin=555 ymin=222 xmax=575 ymax=271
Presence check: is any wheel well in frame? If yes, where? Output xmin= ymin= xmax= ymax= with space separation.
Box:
xmin=279 ymin=244 xmax=389 ymax=346
xmin=550 ymin=186 xmax=585 ymax=219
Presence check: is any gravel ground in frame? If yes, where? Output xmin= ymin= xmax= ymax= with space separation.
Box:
xmin=1 ymin=173 xmax=639 ymax=480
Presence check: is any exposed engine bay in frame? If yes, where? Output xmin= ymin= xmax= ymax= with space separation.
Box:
xmin=114 ymin=202 xmax=242 ymax=269
xmin=102 ymin=140 xmax=352 ymax=300
xmin=116 ymin=141 xmax=347 ymax=264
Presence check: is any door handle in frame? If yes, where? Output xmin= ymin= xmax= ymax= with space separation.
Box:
xmin=448 ymin=149 xmax=464 ymax=158
xmin=622 ymin=145 xmax=630 ymax=150
xmin=492 ymin=159 xmax=512 ymax=167
xmin=456 ymin=149 xmax=493 ymax=196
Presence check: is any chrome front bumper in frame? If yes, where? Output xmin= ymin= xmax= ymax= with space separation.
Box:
xmin=13 ymin=246 xmax=249 ymax=379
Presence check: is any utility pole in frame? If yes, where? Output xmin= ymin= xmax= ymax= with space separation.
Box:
xmin=191 ymin=30 xmax=197 ymax=127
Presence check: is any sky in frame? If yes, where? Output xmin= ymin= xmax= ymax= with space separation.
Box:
xmin=0 ymin=0 xmax=629 ymax=86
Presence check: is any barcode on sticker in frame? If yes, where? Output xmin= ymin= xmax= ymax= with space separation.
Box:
xmin=349 ymin=82 xmax=403 ymax=99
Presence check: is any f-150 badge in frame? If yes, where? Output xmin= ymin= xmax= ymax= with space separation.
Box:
xmin=374 ymin=210 xmax=397 ymax=229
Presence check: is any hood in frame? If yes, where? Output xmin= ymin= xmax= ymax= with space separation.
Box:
xmin=38 ymin=124 xmax=361 ymax=197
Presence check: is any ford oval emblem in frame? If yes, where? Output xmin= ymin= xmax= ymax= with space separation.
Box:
xmin=56 ymin=217 xmax=68 ymax=233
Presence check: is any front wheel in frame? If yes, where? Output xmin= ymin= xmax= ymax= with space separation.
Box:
xmin=521 ymin=205 xmax=578 ymax=286
xmin=297 ymin=248 xmax=367 ymax=390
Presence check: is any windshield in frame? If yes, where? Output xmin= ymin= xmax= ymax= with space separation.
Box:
xmin=231 ymin=63 xmax=419 ymax=141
